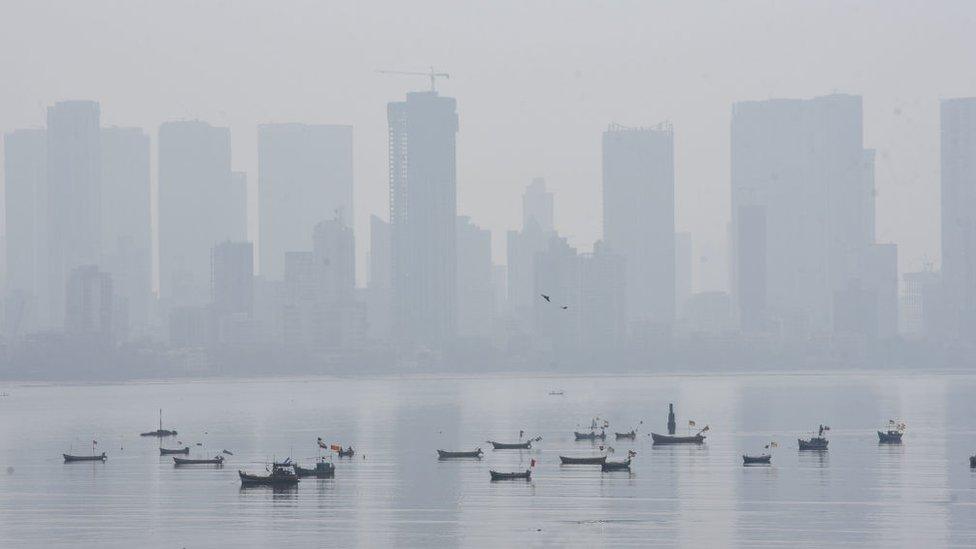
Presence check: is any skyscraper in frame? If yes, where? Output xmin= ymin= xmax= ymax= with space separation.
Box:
xmin=3 ymin=128 xmax=46 ymax=333
xmin=602 ymin=122 xmax=675 ymax=327
xmin=46 ymin=101 xmax=102 ymax=326
xmin=456 ymin=216 xmax=493 ymax=339
xmin=211 ymin=241 xmax=254 ymax=317
xmin=65 ymin=264 xmax=113 ymax=341
xmin=388 ymin=91 xmax=459 ymax=346
xmin=100 ymin=127 xmax=151 ymax=334
xmin=158 ymin=120 xmax=235 ymax=307
xmin=507 ymin=178 xmax=557 ymax=333
xmin=258 ymin=124 xmax=353 ymax=279
xmin=312 ymin=217 xmax=355 ymax=302
xmin=940 ymin=97 xmax=976 ymax=340
xmin=731 ymin=94 xmax=873 ymax=335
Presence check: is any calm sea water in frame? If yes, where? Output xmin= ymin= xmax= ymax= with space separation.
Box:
xmin=1 ymin=372 xmax=976 ymax=548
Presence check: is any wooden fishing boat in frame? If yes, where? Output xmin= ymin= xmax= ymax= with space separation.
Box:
xmin=574 ymin=430 xmax=606 ymax=441
xmin=615 ymin=430 xmax=636 ymax=439
xmin=174 ymin=455 xmax=224 ymax=466
xmin=63 ymin=452 xmax=106 ymax=462
xmin=489 ymin=469 xmax=531 ymax=481
xmin=488 ymin=440 xmax=532 ymax=450
xmin=239 ymin=464 xmax=299 ymax=487
xmin=141 ymin=409 xmax=177 ymax=437
xmin=742 ymin=454 xmax=772 ymax=465
xmin=651 ymin=432 xmax=705 ymax=445
xmin=437 ymin=448 xmax=483 ymax=459
xmin=799 ymin=425 xmax=830 ymax=451
xmin=293 ymin=460 xmax=335 ymax=478
xmin=160 ymin=446 xmax=190 ymax=455
xmin=559 ymin=455 xmax=607 ymax=465
xmin=601 ymin=458 xmax=631 ymax=471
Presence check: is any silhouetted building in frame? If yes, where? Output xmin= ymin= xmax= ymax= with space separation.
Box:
xmin=602 ymin=122 xmax=675 ymax=330
xmin=257 ymin=123 xmax=353 ymax=279
xmin=523 ymin=177 xmax=554 ymax=233
xmin=388 ymin=91 xmax=458 ymax=347
xmin=100 ymin=127 xmax=151 ymax=337
xmin=3 ymin=128 xmax=46 ymax=334
xmin=158 ymin=120 xmax=236 ymax=307
xmin=941 ymin=97 xmax=976 ymax=341
xmin=534 ymin=235 xmax=580 ymax=354
xmin=903 ymin=270 xmax=941 ymax=337
xmin=212 ymin=241 xmax=254 ymax=317
xmin=675 ymin=232 xmax=692 ymax=318
xmin=456 ymin=216 xmax=493 ymax=339
xmin=685 ymin=291 xmax=733 ymax=334
xmin=731 ymin=94 xmax=874 ymax=336
xmin=736 ymin=205 xmax=767 ymax=332
xmin=312 ymin=217 xmax=355 ymax=302
xmin=366 ymin=215 xmax=392 ymax=341
xmin=65 ymin=265 xmax=112 ymax=341
xmin=507 ymin=178 xmax=556 ymax=335
xmin=861 ymin=243 xmax=898 ymax=339
xmin=579 ymin=241 xmax=626 ymax=350
xmin=46 ymin=101 xmax=102 ymax=327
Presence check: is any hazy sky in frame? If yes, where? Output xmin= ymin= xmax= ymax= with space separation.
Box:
xmin=2 ymin=0 xmax=975 ymax=290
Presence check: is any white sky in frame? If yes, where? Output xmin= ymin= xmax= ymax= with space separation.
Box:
xmin=2 ymin=0 xmax=974 ymax=290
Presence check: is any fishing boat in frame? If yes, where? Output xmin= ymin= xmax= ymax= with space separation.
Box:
xmin=239 ymin=463 xmax=299 ymax=487
xmin=437 ymin=448 xmax=483 ymax=459
xmin=140 ymin=409 xmax=177 ymax=437
xmin=615 ymin=430 xmax=636 ymax=439
xmin=601 ymin=458 xmax=632 ymax=471
xmin=742 ymin=454 xmax=772 ymax=465
xmin=63 ymin=452 xmax=107 ymax=462
xmin=487 ymin=436 xmax=540 ymax=450
xmin=574 ymin=430 xmax=607 ymax=441
xmin=798 ymin=425 xmax=830 ymax=451
xmin=559 ymin=455 xmax=607 ymax=465
xmin=489 ymin=469 xmax=531 ymax=481
xmin=878 ymin=420 xmax=906 ymax=444
xmin=174 ymin=455 xmax=224 ymax=466
xmin=337 ymin=447 xmax=355 ymax=458
xmin=651 ymin=432 xmax=706 ymax=445
xmin=160 ymin=446 xmax=190 ymax=455
xmin=293 ymin=459 xmax=335 ymax=478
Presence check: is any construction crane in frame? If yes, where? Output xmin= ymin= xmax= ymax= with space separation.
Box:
xmin=376 ymin=66 xmax=450 ymax=92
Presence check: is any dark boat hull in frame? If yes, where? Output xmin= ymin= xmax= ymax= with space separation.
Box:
xmin=651 ymin=433 xmax=705 ymax=445
xmin=559 ymin=455 xmax=607 ymax=465
xmin=743 ymin=454 xmax=772 ymax=464
xmin=140 ymin=430 xmax=177 ymax=437
xmin=970 ymin=455 xmax=976 ymax=468
xmin=878 ymin=431 xmax=903 ymax=444
xmin=574 ymin=431 xmax=606 ymax=441
xmin=615 ymin=431 xmax=636 ymax=439
xmin=602 ymin=459 xmax=631 ymax=471
xmin=490 ymin=470 xmax=531 ymax=481
xmin=63 ymin=453 xmax=106 ymax=462
xmin=238 ymin=470 xmax=299 ymax=486
xmin=437 ymin=449 xmax=483 ymax=459
xmin=337 ymin=449 xmax=355 ymax=458
xmin=160 ymin=447 xmax=190 ymax=455
xmin=488 ymin=441 xmax=532 ymax=450
xmin=174 ymin=456 xmax=223 ymax=465
xmin=294 ymin=463 xmax=335 ymax=478
xmin=798 ymin=438 xmax=829 ymax=451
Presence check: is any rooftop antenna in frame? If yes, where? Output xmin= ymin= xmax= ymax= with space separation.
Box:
xmin=376 ymin=66 xmax=450 ymax=92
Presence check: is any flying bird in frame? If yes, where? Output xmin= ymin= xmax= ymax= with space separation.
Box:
xmin=541 ymin=294 xmax=551 ymax=302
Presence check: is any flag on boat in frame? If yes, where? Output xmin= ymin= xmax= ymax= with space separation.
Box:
xmin=93 ymin=440 xmax=97 ymax=446
xmin=530 ymin=459 xmax=536 ymax=467
xmin=770 ymin=441 xmax=778 ymax=448
xmin=331 ymin=444 xmax=342 ymax=452
xmin=688 ymin=420 xmax=696 ymax=427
